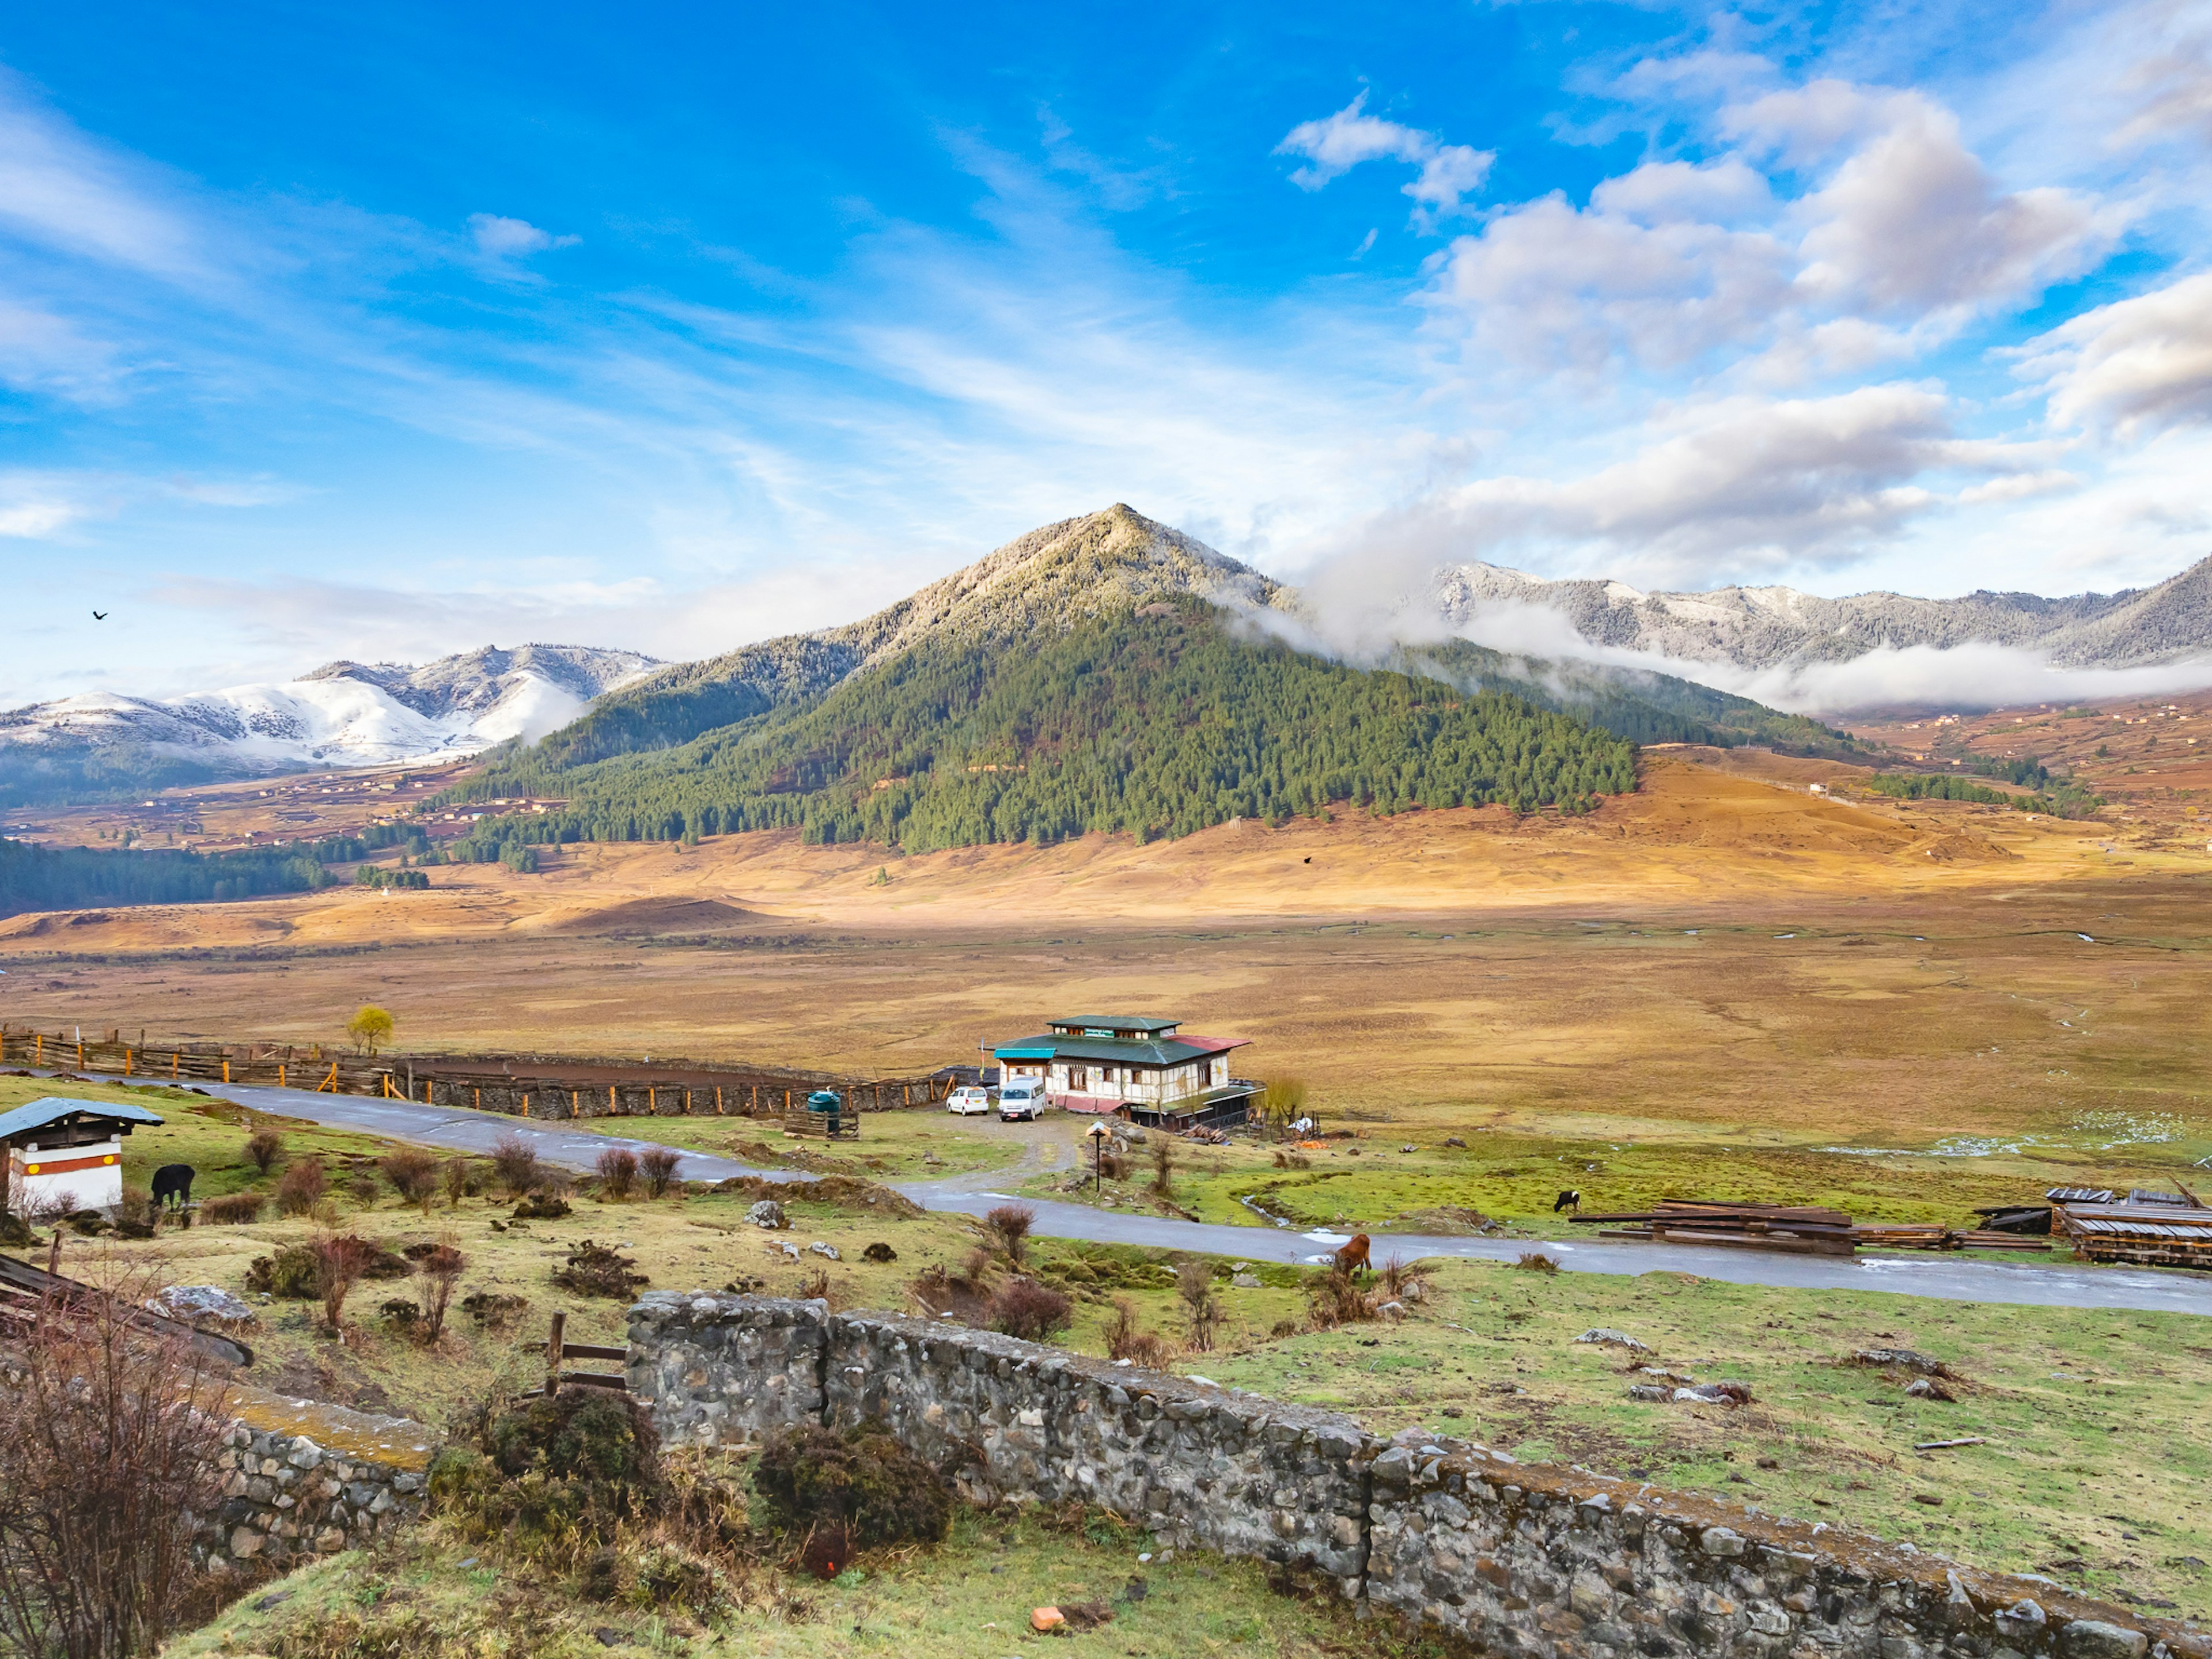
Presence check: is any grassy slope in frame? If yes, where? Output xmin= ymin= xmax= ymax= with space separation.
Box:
xmin=168 ymin=1510 xmax=1459 ymax=1659
xmin=6 ymin=1081 xmax=2210 ymax=1615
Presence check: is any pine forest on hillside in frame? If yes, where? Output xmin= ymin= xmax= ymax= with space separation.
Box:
xmin=445 ymin=602 xmax=1638 ymax=855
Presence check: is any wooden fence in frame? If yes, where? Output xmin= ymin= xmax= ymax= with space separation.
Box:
xmin=0 ymin=1026 xmax=952 ymax=1124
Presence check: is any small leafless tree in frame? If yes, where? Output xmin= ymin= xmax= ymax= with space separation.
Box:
xmin=490 ymin=1135 xmax=542 ymax=1199
xmin=275 ymin=1158 xmax=327 ymax=1217
xmin=441 ymin=1158 xmax=469 ymax=1209
xmin=1175 ymin=1259 xmax=1219 ymax=1353
xmin=243 ymin=1129 xmax=285 ymax=1175
xmin=0 ymin=1268 xmax=232 ymax=1659
xmin=983 ymin=1203 xmax=1035 ymax=1267
xmin=313 ymin=1234 xmax=372 ymax=1334
xmin=380 ymin=1149 xmax=440 ymax=1214
xmin=416 ymin=1240 xmax=465 ymax=1342
xmin=1149 ymin=1136 xmax=1175 ymax=1196
xmin=638 ymin=1145 xmax=680 ymax=1199
xmin=595 ymin=1146 xmax=638 ymax=1200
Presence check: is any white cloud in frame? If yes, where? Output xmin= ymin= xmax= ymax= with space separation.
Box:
xmin=0 ymin=298 xmax=123 ymax=399
xmin=1276 ymin=92 xmax=1494 ymax=228
xmin=1305 ymin=385 xmax=2058 ymax=602
xmin=1745 ymin=85 xmax=2109 ymax=315
xmin=2024 ymin=270 xmax=2212 ymax=438
xmin=468 ymin=213 xmax=578 ymax=261
xmin=1427 ymin=190 xmax=1794 ymax=372
xmin=0 ymin=473 xmax=98 ymax=539
xmin=0 ymin=75 xmax=206 ymax=279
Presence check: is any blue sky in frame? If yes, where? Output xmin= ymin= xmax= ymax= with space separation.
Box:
xmin=5 ymin=0 xmax=2212 ymax=705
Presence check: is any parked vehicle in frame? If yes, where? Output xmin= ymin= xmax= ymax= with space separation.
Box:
xmin=946 ymin=1085 xmax=993 ymax=1116
xmin=998 ymin=1078 xmax=1044 ymax=1121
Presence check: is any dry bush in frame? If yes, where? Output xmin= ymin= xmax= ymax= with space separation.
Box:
xmin=1271 ymin=1150 xmax=1311 ymax=1170
xmin=442 ymin=1158 xmax=470 ymax=1209
xmin=796 ymin=1266 xmax=832 ymax=1302
xmin=596 ymin=1147 xmax=639 ymax=1200
xmin=983 ymin=1202 xmax=1035 ymax=1267
xmin=202 ymin=1191 xmax=264 ymax=1226
xmin=986 ymin=1277 xmax=1071 ymax=1342
xmin=908 ymin=1263 xmax=991 ymax=1325
xmin=1305 ymin=1266 xmax=1369 ymax=1331
xmin=1174 ymin=1259 xmax=1219 ymax=1352
xmin=490 ymin=1135 xmax=543 ymax=1199
xmin=112 ymin=1187 xmax=157 ymax=1239
xmin=381 ymin=1149 xmax=440 ymax=1213
xmin=1103 ymin=1298 xmax=1175 ymax=1368
xmin=275 ymin=1158 xmax=327 ymax=1217
xmin=243 ymin=1129 xmax=286 ymax=1174
xmin=1149 ymin=1137 xmax=1175 ymax=1196
xmin=1377 ymin=1256 xmax=1431 ymax=1302
xmin=0 ymin=1267 xmax=232 ymax=1659
xmin=552 ymin=1240 xmax=649 ymax=1298
xmin=1514 ymin=1252 xmax=1560 ymax=1274
xmin=417 ymin=1240 xmax=466 ymax=1342
xmin=751 ymin=1423 xmax=950 ymax=1547
xmin=638 ymin=1146 xmax=681 ymax=1199
xmin=313 ymin=1234 xmax=373 ymax=1332
xmin=1097 ymin=1148 xmax=1127 ymax=1181
xmin=345 ymin=1164 xmax=382 ymax=1208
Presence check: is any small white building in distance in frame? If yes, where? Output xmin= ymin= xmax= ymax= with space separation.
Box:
xmin=1 ymin=1096 xmax=165 ymax=1218
xmin=993 ymin=1015 xmax=1257 ymax=1131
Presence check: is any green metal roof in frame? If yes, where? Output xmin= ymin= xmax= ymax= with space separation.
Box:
xmin=0 ymin=1096 xmax=165 ymax=1142
xmin=1047 ymin=1016 xmax=1180 ymax=1034
xmin=993 ymin=1032 xmax=1244 ymax=1067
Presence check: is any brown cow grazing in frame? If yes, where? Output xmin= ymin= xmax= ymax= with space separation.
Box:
xmin=1332 ymin=1233 xmax=1372 ymax=1274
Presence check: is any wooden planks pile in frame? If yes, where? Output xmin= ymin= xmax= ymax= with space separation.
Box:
xmin=1570 ymin=1200 xmax=1857 ymax=1256
xmin=1849 ymin=1223 xmax=2052 ymax=1252
xmin=2050 ymin=1184 xmax=2212 ymax=1271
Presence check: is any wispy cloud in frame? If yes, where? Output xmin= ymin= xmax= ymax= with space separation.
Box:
xmin=1276 ymin=91 xmax=1494 ymax=229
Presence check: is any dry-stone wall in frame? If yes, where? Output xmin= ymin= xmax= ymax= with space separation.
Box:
xmin=197 ymin=1399 xmax=435 ymax=1573
xmin=628 ymin=1292 xmax=2204 ymax=1659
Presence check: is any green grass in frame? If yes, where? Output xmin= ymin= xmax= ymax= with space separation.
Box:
xmin=1019 ymin=1117 xmax=2212 ymax=1234
xmin=562 ymin=1106 xmax=1031 ymax=1181
xmin=168 ymin=1508 xmax=1458 ymax=1659
xmin=1201 ymin=1257 xmax=2212 ymax=1616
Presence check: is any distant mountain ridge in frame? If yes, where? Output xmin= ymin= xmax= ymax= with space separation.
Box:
xmin=438 ymin=506 xmax=1842 ymax=857
xmin=1431 ymin=555 xmax=2212 ymax=673
xmin=0 ymin=643 xmax=658 ymax=805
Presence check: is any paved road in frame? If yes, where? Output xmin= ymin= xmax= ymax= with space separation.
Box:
xmin=100 ymin=1075 xmax=2212 ymax=1319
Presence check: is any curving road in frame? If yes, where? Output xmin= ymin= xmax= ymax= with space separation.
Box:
xmin=86 ymin=1074 xmax=2212 ymax=1320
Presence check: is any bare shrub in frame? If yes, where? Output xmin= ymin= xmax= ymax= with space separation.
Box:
xmin=796 ymin=1265 xmax=832 ymax=1302
xmin=313 ymin=1234 xmax=373 ymax=1332
xmin=751 ymin=1422 xmax=950 ymax=1547
xmin=243 ymin=1129 xmax=286 ymax=1174
xmin=345 ymin=1164 xmax=382 ymax=1208
xmin=1104 ymin=1297 xmax=1175 ymax=1368
xmin=987 ymin=1277 xmax=1071 ymax=1342
xmin=983 ymin=1202 xmax=1035 ymax=1267
xmin=552 ymin=1240 xmax=648 ymax=1298
xmin=202 ymin=1191 xmax=265 ymax=1226
xmin=275 ymin=1158 xmax=327 ymax=1217
xmin=1271 ymin=1150 xmax=1310 ymax=1170
xmin=1149 ymin=1137 xmax=1175 ymax=1196
xmin=416 ymin=1240 xmax=466 ymax=1342
xmin=490 ymin=1135 xmax=542 ymax=1199
xmin=113 ymin=1187 xmax=157 ymax=1238
xmin=0 ymin=1267 xmax=232 ymax=1659
xmin=1305 ymin=1267 xmax=1369 ymax=1331
xmin=1174 ymin=1259 xmax=1218 ymax=1352
xmin=1377 ymin=1256 xmax=1431 ymax=1302
xmin=638 ymin=1146 xmax=681 ymax=1199
xmin=381 ymin=1149 xmax=440 ymax=1213
xmin=1514 ymin=1251 xmax=1560 ymax=1274
xmin=441 ymin=1158 xmax=469 ymax=1209
xmin=596 ymin=1146 xmax=639 ymax=1200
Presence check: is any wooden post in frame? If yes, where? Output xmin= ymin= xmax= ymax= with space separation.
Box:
xmin=123 ymin=1049 xmax=132 ymax=1078
xmin=278 ymin=1063 xmax=285 ymax=1089
xmin=474 ymin=1088 xmax=481 ymax=1111
xmin=171 ymin=1052 xmax=179 ymax=1079
xmin=35 ymin=1035 xmax=42 ymax=1065
xmin=77 ymin=1041 xmax=85 ymax=1069
xmin=715 ymin=1086 xmax=724 ymax=1115
xmin=546 ymin=1311 xmax=566 ymax=1399
xmin=323 ymin=1063 xmax=336 ymax=1093
xmin=222 ymin=1059 xmax=230 ymax=1084
xmin=47 ymin=1232 xmax=61 ymax=1279
xmin=608 ymin=1085 xmax=616 ymax=1116
xmin=571 ymin=1091 xmax=579 ymax=1119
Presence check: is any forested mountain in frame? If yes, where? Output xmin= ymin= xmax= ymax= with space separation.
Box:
xmin=438 ymin=506 xmax=1847 ymax=859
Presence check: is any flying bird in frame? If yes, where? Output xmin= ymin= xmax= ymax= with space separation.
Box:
xmin=92 ymin=611 xmax=107 ymax=620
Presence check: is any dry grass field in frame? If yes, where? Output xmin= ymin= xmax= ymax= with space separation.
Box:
xmin=3 ymin=752 xmax=2207 ymax=1177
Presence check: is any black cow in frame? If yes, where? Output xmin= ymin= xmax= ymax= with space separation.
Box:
xmin=152 ymin=1164 xmax=195 ymax=1210
xmin=1552 ymin=1188 xmax=1582 ymax=1214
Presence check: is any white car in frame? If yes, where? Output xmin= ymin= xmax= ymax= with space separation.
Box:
xmin=946 ymin=1086 xmax=993 ymax=1116
xmin=998 ymin=1079 xmax=1044 ymax=1121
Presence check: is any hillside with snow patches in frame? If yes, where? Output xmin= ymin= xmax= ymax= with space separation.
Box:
xmin=0 ymin=645 xmax=658 ymax=798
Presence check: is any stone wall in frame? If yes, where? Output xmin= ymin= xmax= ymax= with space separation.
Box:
xmin=627 ymin=1293 xmax=2205 ymax=1659
xmin=197 ymin=1397 xmax=436 ymax=1574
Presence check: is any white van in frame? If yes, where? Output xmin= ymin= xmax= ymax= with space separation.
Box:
xmin=998 ymin=1078 xmax=1044 ymax=1121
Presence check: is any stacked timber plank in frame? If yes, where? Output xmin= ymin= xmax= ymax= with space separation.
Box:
xmin=2049 ymin=1184 xmax=2212 ymax=1271
xmin=1570 ymin=1200 xmax=1857 ymax=1256
xmin=1849 ymin=1223 xmax=2052 ymax=1252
